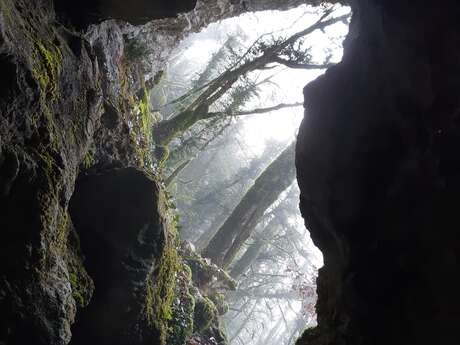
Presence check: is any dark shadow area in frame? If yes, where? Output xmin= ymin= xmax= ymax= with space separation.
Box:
xmin=54 ymin=0 xmax=197 ymax=28
xmin=296 ymin=2 xmax=460 ymax=344
xmin=0 ymin=55 xmax=17 ymax=101
xmin=69 ymin=168 xmax=162 ymax=345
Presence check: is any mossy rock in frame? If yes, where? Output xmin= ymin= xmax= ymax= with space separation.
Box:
xmin=193 ymin=297 xmax=218 ymax=333
xmin=209 ymin=292 xmax=229 ymax=316
xmin=182 ymin=263 xmax=193 ymax=283
xmin=144 ymin=228 xmax=180 ymax=344
xmin=66 ymin=217 xmax=94 ymax=309
xmin=69 ymin=168 xmax=180 ymax=345
xmin=167 ymin=262 xmax=196 ymax=345
xmin=183 ymin=249 xmax=236 ymax=291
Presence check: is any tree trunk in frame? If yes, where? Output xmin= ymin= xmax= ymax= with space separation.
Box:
xmin=229 ymin=299 xmax=259 ymax=343
xmin=152 ymin=110 xmax=199 ymax=146
xmin=230 ymin=217 xmax=280 ymax=278
xmin=153 ymin=100 xmax=302 ymax=147
xmin=195 ymin=212 xmax=230 ymax=251
xmin=230 ymin=289 xmax=299 ymax=300
xmin=165 ymin=159 xmax=191 ymax=187
xmin=153 ymin=14 xmax=348 ymax=147
xmin=194 ymin=145 xmax=279 ymax=250
xmin=202 ymin=141 xmax=296 ymax=267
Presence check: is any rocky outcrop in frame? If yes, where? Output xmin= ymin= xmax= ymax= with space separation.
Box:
xmin=0 ymin=0 xmax=176 ymax=344
xmin=56 ymin=0 xmax=324 ymax=28
xmin=54 ymin=0 xmax=198 ymax=28
xmin=69 ymin=168 xmax=175 ymax=345
xmin=296 ymin=1 xmax=460 ymax=344
xmin=1 ymin=0 xmax=324 ymax=344
xmin=0 ymin=0 xmax=101 ymax=343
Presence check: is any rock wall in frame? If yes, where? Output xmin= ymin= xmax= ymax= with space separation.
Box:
xmin=69 ymin=168 xmax=174 ymax=345
xmin=0 ymin=0 xmax=101 ymax=342
xmin=0 ymin=0 xmax=331 ymax=344
xmin=296 ymin=1 xmax=460 ymax=344
xmin=114 ymin=0 xmax=326 ymax=82
xmin=55 ymin=0 xmax=320 ymax=28
xmin=0 ymin=0 xmax=177 ymax=344
xmin=54 ymin=0 xmax=197 ymax=27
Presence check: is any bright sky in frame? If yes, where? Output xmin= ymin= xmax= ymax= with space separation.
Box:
xmin=175 ymin=5 xmax=350 ymax=156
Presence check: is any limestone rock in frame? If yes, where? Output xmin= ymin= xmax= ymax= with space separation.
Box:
xmin=296 ymin=1 xmax=460 ymax=344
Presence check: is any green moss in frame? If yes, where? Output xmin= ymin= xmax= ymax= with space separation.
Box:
xmin=167 ymin=263 xmax=196 ymax=345
xmin=152 ymin=110 xmax=199 ymax=147
xmin=146 ymin=243 xmax=178 ymax=321
xmin=182 ymin=263 xmax=193 ymax=283
xmin=32 ymin=40 xmax=64 ymax=150
xmin=68 ymin=263 xmax=94 ymax=309
xmin=209 ymin=292 xmax=229 ymax=316
xmin=0 ymin=0 xmax=65 ymax=151
xmin=211 ymin=318 xmax=229 ymax=345
xmin=193 ymin=296 xmax=218 ymax=333
xmin=32 ymin=40 xmax=63 ymax=100
xmin=144 ymin=208 xmax=180 ymax=345
xmin=0 ymin=0 xmax=70 ymax=157
xmin=139 ymin=88 xmax=153 ymax=136
xmin=129 ymin=87 xmax=162 ymax=167
xmin=82 ymin=147 xmax=96 ymax=169
xmin=65 ymin=216 xmax=95 ymax=309
xmin=183 ymin=248 xmax=237 ymax=292
xmin=34 ymin=151 xmax=66 ymax=252
xmin=32 ymin=148 xmax=93 ymax=312
xmin=69 ymin=272 xmax=85 ymax=307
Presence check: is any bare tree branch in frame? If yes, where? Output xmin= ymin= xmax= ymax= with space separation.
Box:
xmin=273 ymin=56 xmax=336 ymax=69
xmin=204 ymin=102 xmax=303 ymax=119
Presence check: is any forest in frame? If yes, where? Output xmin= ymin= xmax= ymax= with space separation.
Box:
xmin=130 ymin=5 xmax=350 ymax=344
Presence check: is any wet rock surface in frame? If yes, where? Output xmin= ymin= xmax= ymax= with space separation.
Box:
xmin=1 ymin=0 xmax=317 ymax=344
xmin=296 ymin=1 xmax=460 ymax=344
xmin=0 ymin=1 xmax=101 ymax=343
xmin=0 ymin=0 xmax=171 ymax=343
xmin=69 ymin=168 xmax=168 ymax=345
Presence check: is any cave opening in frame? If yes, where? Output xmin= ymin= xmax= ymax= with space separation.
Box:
xmin=143 ymin=4 xmax=350 ymax=344
xmin=64 ymin=3 xmax=350 ymax=345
